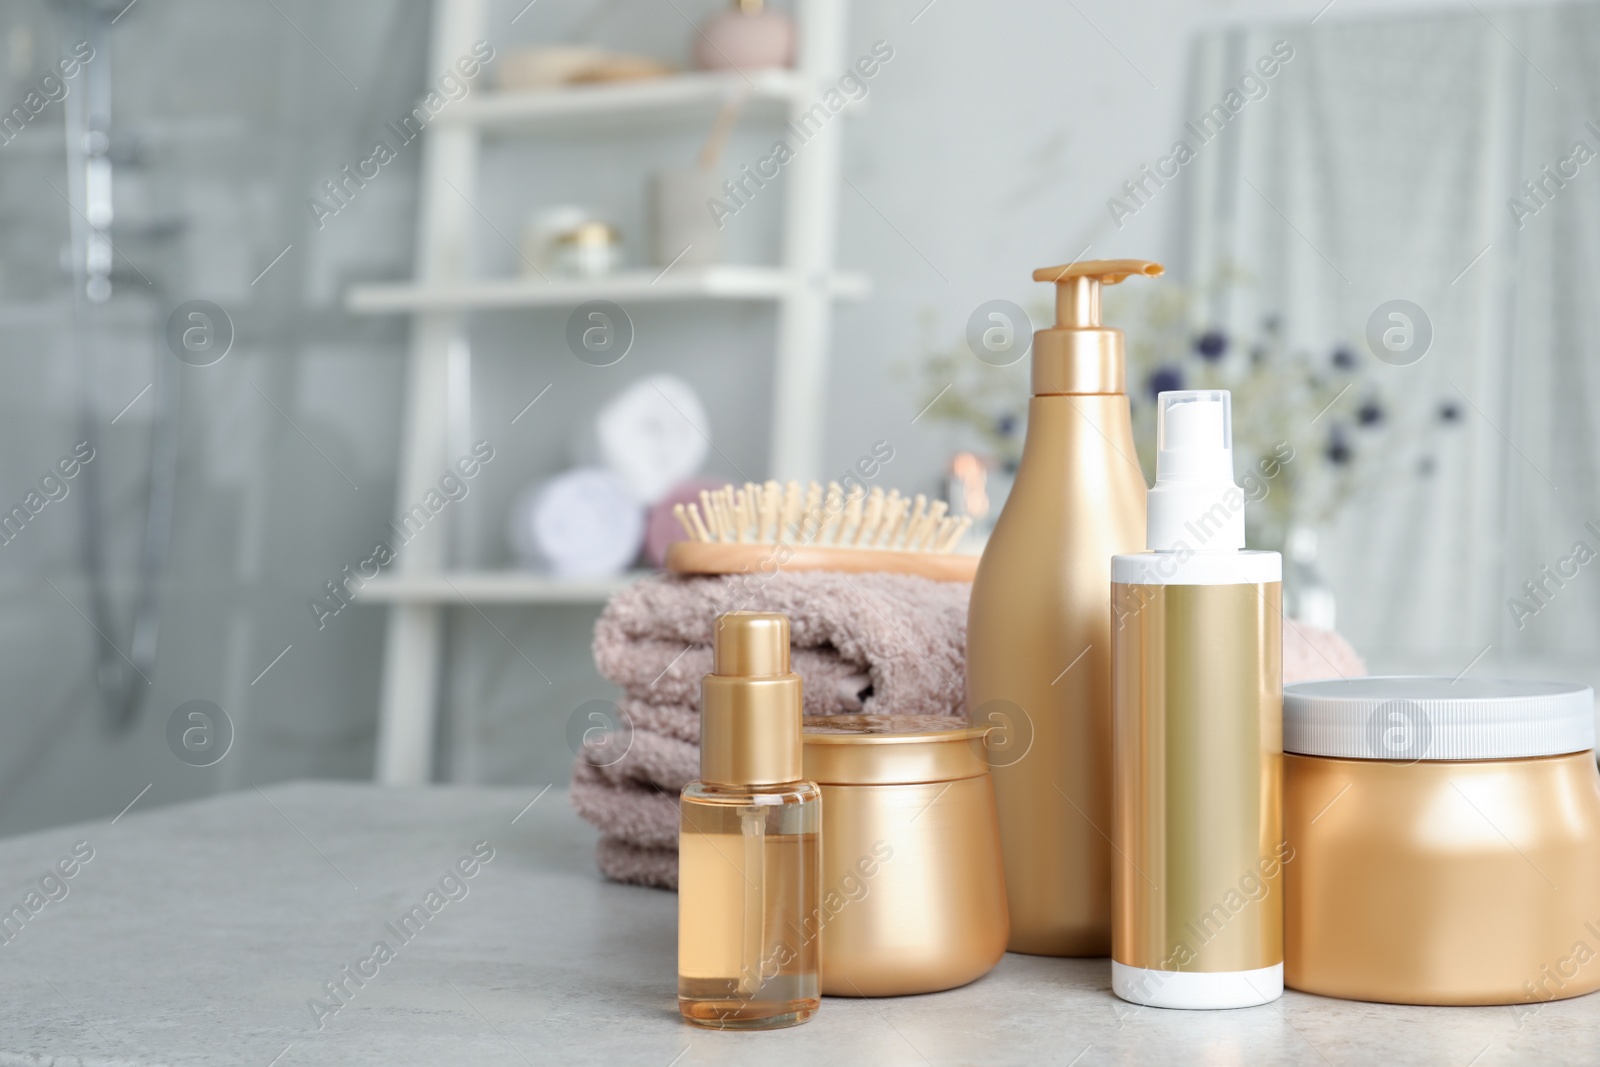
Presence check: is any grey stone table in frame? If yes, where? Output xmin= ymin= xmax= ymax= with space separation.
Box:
xmin=1 ymin=782 xmax=1595 ymax=1066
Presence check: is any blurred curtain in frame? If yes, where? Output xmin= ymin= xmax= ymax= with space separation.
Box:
xmin=1179 ymin=4 xmax=1600 ymax=670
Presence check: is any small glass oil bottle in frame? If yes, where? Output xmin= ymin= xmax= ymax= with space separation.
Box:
xmin=678 ymin=611 xmax=821 ymax=1030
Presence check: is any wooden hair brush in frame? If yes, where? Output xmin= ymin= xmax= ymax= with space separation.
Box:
xmin=667 ymin=480 xmax=977 ymax=582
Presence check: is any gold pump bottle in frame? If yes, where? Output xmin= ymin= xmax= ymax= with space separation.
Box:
xmin=966 ymin=260 xmax=1159 ymax=957
xmin=678 ymin=611 xmax=821 ymax=1030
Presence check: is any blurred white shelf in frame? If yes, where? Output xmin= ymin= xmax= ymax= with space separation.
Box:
xmin=354 ymin=569 xmax=648 ymax=604
xmin=443 ymin=70 xmax=803 ymax=134
xmin=347 ymin=267 xmax=869 ymax=314
xmin=370 ymin=0 xmax=857 ymax=785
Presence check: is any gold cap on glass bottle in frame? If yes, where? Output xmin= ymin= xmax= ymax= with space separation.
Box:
xmin=699 ymin=611 xmax=804 ymax=787
xmin=1029 ymin=259 xmax=1163 ymax=396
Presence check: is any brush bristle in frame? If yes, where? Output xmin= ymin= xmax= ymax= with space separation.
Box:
xmin=673 ymin=481 xmax=972 ymax=554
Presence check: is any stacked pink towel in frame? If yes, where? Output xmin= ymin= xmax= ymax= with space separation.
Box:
xmin=572 ymin=570 xmax=972 ymax=889
xmin=571 ymin=570 xmax=1366 ymax=890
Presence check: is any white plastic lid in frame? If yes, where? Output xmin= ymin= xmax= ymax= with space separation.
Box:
xmin=1284 ymin=676 xmax=1595 ymax=760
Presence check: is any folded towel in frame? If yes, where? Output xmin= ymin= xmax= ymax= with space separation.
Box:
xmin=596 ymin=644 xmax=874 ymax=719
xmin=572 ymin=760 xmax=679 ymax=850
xmin=572 ymin=570 xmax=972 ymax=888
xmin=597 ymin=835 xmax=680 ymax=891
xmin=593 ymin=570 xmax=970 ymax=715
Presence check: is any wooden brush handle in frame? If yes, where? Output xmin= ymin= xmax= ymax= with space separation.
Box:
xmin=666 ymin=541 xmax=979 ymax=583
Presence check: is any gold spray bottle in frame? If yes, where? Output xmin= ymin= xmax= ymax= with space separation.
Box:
xmin=678 ymin=611 xmax=821 ymax=1029
xmin=1110 ymin=390 xmax=1283 ymax=1008
xmin=966 ymin=260 xmax=1159 ymax=956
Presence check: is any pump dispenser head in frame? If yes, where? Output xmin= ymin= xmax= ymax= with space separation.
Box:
xmin=1146 ymin=390 xmax=1245 ymax=552
xmin=699 ymin=611 xmax=804 ymax=786
xmin=1029 ymin=259 xmax=1163 ymax=396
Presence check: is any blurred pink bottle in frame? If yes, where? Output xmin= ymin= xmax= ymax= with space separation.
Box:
xmin=693 ymin=0 xmax=794 ymax=72
xmin=644 ymin=477 xmax=727 ymax=567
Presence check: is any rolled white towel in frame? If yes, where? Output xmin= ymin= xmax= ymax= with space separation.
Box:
xmin=508 ymin=468 xmax=644 ymax=578
xmin=596 ymin=374 xmax=710 ymax=505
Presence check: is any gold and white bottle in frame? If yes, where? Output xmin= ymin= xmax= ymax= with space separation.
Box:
xmin=678 ymin=611 xmax=821 ymax=1029
xmin=967 ymin=259 xmax=1158 ymax=956
xmin=1110 ymin=390 xmax=1283 ymax=1008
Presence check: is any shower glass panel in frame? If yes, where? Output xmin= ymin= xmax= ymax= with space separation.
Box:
xmin=0 ymin=0 xmax=427 ymax=833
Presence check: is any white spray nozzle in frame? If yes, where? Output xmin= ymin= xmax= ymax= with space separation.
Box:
xmin=1162 ymin=394 xmax=1224 ymax=448
xmin=1148 ymin=390 xmax=1245 ymax=552
xmin=1156 ymin=391 xmax=1233 ymax=479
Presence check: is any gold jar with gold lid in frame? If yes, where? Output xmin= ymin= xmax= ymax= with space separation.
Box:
xmin=801 ymin=715 xmax=1009 ymax=996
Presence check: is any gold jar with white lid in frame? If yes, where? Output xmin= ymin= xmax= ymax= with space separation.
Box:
xmin=1283 ymin=676 xmax=1600 ymax=1006
xmin=801 ymin=715 xmax=1009 ymax=997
